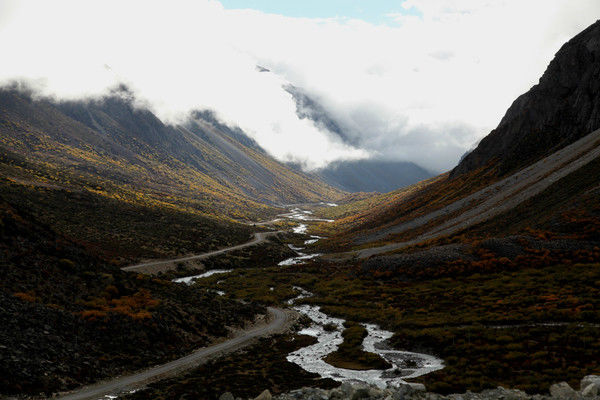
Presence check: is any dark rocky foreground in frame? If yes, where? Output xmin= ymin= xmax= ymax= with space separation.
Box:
xmin=0 ymin=199 xmax=264 ymax=397
xmin=230 ymin=376 xmax=600 ymax=400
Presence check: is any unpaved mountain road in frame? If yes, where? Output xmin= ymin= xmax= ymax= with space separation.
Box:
xmin=55 ymin=308 xmax=292 ymax=400
xmin=122 ymin=230 xmax=283 ymax=274
xmin=352 ymin=127 xmax=600 ymax=259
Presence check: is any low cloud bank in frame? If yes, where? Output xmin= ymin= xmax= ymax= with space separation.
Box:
xmin=1 ymin=0 xmax=598 ymax=171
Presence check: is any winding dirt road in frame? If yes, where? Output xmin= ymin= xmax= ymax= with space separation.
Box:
xmin=61 ymin=225 xmax=290 ymax=399
xmin=122 ymin=231 xmax=282 ymax=274
xmin=55 ymin=307 xmax=291 ymax=400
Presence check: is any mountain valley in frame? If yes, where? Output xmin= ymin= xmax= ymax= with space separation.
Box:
xmin=2 ymin=12 xmax=600 ymax=400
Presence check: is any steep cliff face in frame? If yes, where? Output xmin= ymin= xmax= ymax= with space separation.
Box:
xmin=453 ymin=20 xmax=600 ymax=177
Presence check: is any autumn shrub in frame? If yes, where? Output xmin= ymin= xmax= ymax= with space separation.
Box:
xmin=13 ymin=291 xmax=37 ymax=303
xmin=80 ymin=289 xmax=160 ymax=320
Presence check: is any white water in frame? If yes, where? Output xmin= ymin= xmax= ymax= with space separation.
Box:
xmin=280 ymin=209 xmax=444 ymax=385
xmin=286 ymin=288 xmax=444 ymax=388
xmin=172 ymin=269 xmax=233 ymax=285
xmin=304 ymin=235 xmax=322 ymax=245
xmin=278 ymin=253 xmax=322 ymax=266
xmin=288 ymin=244 xmax=304 ymax=252
xmin=172 ymin=204 xmax=443 ymax=388
xmin=278 ymin=207 xmax=331 ymax=265
xmin=320 ymin=202 xmax=339 ymax=207
xmin=278 ymin=243 xmax=321 ymax=266
xmin=284 ymin=208 xmax=334 ymax=223
xmin=293 ymin=224 xmax=308 ymax=234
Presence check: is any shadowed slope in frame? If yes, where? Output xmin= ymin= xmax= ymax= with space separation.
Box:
xmin=453 ymin=20 xmax=600 ymax=177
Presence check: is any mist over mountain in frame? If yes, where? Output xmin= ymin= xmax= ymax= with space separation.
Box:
xmin=284 ymin=84 xmax=358 ymax=147
xmin=3 ymin=1 xmax=598 ymax=174
xmin=286 ymin=84 xmax=434 ymax=192
xmin=0 ymin=85 xmax=342 ymax=211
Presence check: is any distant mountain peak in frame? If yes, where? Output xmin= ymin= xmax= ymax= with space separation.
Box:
xmin=284 ymin=84 xmax=358 ymax=146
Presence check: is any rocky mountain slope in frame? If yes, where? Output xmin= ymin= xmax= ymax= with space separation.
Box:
xmin=323 ymin=20 xmax=600 ymax=251
xmin=453 ymin=19 xmax=600 ymax=177
xmin=0 ymin=199 xmax=263 ymax=397
xmin=0 ymin=85 xmax=344 ymax=263
xmin=303 ymin=23 xmax=600 ymax=395
xmin=0 ymin=85 xmax=342 ymax=214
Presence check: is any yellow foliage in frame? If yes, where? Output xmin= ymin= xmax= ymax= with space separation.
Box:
xmin=80 ymin=289 xmax=159 ymax=321
xmin=13 ymin=291 xmax=37 ymax=303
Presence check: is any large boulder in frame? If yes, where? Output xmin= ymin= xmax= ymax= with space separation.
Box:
xmin=549 ymin=382 xmax=578 ymax=399
xmin=481 ymin=387 xmax=529 ymax=400
xmin=408 ymin=383 xmax=426 ymax=392
xmin=581 ymin=375 xmax=600 ymax=390
xmin=327 ymin=388 xmax=345 ymax=400
xmin=581 ymin=375 xmax=600 ymax=397
xmin=340 ymin=382 xmax=356 ymax=398
xmin=255 ymin=390 xmax=272 ymax=400
xmin=582 ymin=384 xmax=599 ymax=398
xmin=350 ymin=384 xmax=372 ymax=399
xmin=219 ymin=392 xmax=235 ymax=400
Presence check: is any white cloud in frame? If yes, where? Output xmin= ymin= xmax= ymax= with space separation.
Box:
xmin=0 ymin=0 xmax=598 ymax=171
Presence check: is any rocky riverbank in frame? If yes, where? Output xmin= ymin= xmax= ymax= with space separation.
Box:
xmin=225 ymin=375 xmax=600 ymax=400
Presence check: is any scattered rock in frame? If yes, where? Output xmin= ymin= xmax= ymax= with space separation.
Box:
xmin=581 ymin=376 xmax=600 ymax=397
xmin=367 ymin=387 xmax=383 ymax=398
xmin=351 ymin=385 xmax=371 ymax=399
xmin=255 ymin=389 xmax=273 ymax=400
xmin=483 ymin=386 xmax=529 ymax=400
xmin=549 ymin=382 xmax=578 ymax=399
xmin=391 ymin=385 xmax=410 ymax=400
xmin=261 ymin=378 xmax=600 ymax=400
xmin=581 ymin=375 xmax=600 ymax=392
xmin=362 ymin=244 xmax=471 ymax=272
xmin=340 ymin=382 xmax=355 ymax=397
xmin=582 ymin=384 xmax=599 ymax=398
xmin=220 ymin=392 xmax=235 ymax=400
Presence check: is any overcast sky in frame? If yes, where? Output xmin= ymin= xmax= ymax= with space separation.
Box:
xmin=1 ymin=0 xmax=599 ymax=171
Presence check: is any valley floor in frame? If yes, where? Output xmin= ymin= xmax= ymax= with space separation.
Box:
xmin=4 ymin=131 xmax=600 ymax=399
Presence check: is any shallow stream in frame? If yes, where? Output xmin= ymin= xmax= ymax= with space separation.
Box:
xmin=286 ymin=287 xmax=443 ymax=388
xmin=174 ymin=206 xmax=444 ymax=387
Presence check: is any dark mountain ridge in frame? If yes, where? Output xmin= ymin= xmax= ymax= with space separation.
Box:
xmin=453 ymin=20 xmax=600 ymax=177
xmin=323 ymin=20 xmax=600 ymax=254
